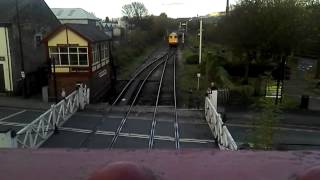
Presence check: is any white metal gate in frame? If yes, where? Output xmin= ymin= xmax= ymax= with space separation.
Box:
xmin=205 ymin=91 xmax=237 ymax=150
xmin=0 ymin=84 xmax=90 ymax=148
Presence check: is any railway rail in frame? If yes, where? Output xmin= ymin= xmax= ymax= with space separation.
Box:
xmin=148 ymin=51 xmax=180 ymax=149
xmin=109 ymin=59 xmax=167 ymax=148
xmin=173 ymin=55 xmax=180 ymax=149
xmin=37 ymin=47 xmax=217 ymax=149
xmin=79 ymin=48 xmax=171 ymax=148
xmin=148 ymin=54 xmax=169 ymax=149
xmin=112 ymin=48 xmax=169 ymax=106
xmin=109 ymin=49 xmax=180 ymax=149
xmin=75 ymin=48 xmax=213 ymax=150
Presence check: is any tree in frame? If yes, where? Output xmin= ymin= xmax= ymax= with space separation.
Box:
xmin=105 ymin=16 xmax=110 ymax=23
xmin=159 ymin=12 xmax=168 ymax=19
xmin=306 ymin=1 xmax=320 ymax=78
xmin=122 ymin=2 xmax=148 ymax=20
xmin=216 ymin=0 xmax=309 ymax=83
xmin=150 ymin=13 xmax=172 ymax=38
xmin=122 ymin=2 xmax=148 ymax=29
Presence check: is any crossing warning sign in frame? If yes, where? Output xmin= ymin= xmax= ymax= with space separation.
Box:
xmin=265 ymin=81 xmax=282 ymax=98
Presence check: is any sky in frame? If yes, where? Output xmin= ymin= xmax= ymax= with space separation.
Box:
xmin=44 ymin=0 xmax=237 ymax=19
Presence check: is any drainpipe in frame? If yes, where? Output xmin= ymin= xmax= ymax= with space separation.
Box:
xmin=52 ymin=57 xmax=58 ymax=103
xmin=109 ymin=41 xmax=116 ymax=81
xmin=15 ymin=0 xmax=27 ymax=97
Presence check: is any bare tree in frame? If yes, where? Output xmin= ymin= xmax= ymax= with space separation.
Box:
xmin=105 ymin=16 xmax=110 ymax=23
xmin=122 ymin=2 xmax=148 ymax=20
xmin=122 ymin=2 xmax=148 ymax=30
xmin=122 ymin=4 xmax=135 ymax=19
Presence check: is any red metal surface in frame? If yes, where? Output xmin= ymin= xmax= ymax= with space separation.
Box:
xmin=88 ymin=162 xmax=156 ymax=180
xmin=299 ymin=166 xmax=320 ymax=180
xmin=0 ymin=149 xmax=319 ymax=180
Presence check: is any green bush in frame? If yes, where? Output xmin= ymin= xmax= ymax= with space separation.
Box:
xmin=249 ymin=98 xmax=281 ymax=150
xmin=186 ymin=54 xmax=199 ymax=64
xmin=279 ymin=95 xmax=299 ymax=110
xmin=199 ymin=60 xmax=206 ymax=75
xmin=238 ymin=85 xmax=254 ymax=97
xmin=231 ymin=85 xmax=255 ymax=104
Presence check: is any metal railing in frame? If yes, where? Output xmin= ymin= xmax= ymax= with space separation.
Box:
xmin=16 ymin=84 xmax=90 ymax=148
xmin=205 ymin=92 xmax=237 ymax=150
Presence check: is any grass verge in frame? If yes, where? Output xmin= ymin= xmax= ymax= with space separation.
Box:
xmin=177 ymin=47 xmax=208 ymax=108
xmin=116 ymin=43 xmax=163 ymax=79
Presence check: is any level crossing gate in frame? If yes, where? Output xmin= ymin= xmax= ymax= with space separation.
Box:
xmin=0 ymin=84 xmax=90 ymax=148
xmin=205 ymin=90 xmax=237 ymax=150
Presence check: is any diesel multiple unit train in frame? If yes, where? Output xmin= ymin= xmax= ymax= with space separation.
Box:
xmin=168 ymin=32 xmax=179 ymax=47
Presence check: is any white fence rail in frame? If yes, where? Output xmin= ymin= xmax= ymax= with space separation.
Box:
xmin=205 ymin=92 xmax=237 ymax=150
xmin=15 ymin=84 xmax=90 ymax=148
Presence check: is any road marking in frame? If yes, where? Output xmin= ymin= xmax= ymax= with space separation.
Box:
xmin=73 ymin=113 xmax=103 ymax=118
xmin=179 ymin=138 xmax=215 ymax=144
xmin=0 ymin=110 xmax=26 ymax=122
xmin=107 ymin=115 xmax=207 ymax=124
xmin=60 ymin=127 xmax=93 ymax=134
xmin=107 ymin=115 xmax=151 ymax=121
xmin=121 ymin=132 xmax=149 ymax=139
xmin=177 ymin=108 xmax=204 ymax=111
xmin=0 ymin=121 xmax=27 ymax=127
xmin=0 ymin=106 xmax=43 ymax=112
xmin=96 ymin=130 xmax=214 ymax=144
xmin=154 ymin=135 xmax=174 ymax=141
xmin=0 ymin=120 xmax=216 ymax=145
xmin=96 ymin=130 xmax=115 ymax=136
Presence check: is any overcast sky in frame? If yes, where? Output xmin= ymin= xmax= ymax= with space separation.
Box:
xmin=45 ymin=0 xmax=237 ymax=19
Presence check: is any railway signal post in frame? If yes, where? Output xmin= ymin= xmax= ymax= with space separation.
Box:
xmin=199 ymin=18 xmax=203 ymax=64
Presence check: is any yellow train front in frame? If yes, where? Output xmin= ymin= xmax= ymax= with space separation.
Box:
xmin=168 ymin=32 xmax=179 ymax=47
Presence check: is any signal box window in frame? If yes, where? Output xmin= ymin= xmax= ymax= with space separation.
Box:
xmin=49 ymin=47 xmax=88 ymax=66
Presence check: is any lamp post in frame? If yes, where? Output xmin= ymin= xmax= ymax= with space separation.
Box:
xmin=186 ymin=21 xmax=188 ymax=33
xmin=187 ymin=17 xmax=202 ymax=64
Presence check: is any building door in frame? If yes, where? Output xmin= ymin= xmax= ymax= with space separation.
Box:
xmin=0 ymin=64 xmax=5 ymax=92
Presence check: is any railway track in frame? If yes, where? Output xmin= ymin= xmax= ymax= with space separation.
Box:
xmin=113 ymin=48 xmax=169 ymax=106
xmin=42 ymin=48 xmax=217 ymax=149
xmin=79 ymin=48 xmax=173 ymax=148
xmin=109 ymin=58 xmax=167 ymax=148
xmin=108 ymin=49 xmax=181 ymax=149
xmin=148 ymin=51 xmax=180 ymax=149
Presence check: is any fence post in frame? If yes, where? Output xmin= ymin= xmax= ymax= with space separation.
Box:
xmin=86 ymin=87 xmax=90 ymax=105
xmin=83 ymin=84 xmax=89 ymax=105
xmin=0 ymin=129 xmax=17 ymax=148
xmin=79 ymin=84 xmax=85 ymax=110
xmin=75 ymin=84 xmax=80 ymax=109
xmin=51 ymin=104 xmax=59 ymax=134
xmin=209 ymin=90 xmax=218 ymax=110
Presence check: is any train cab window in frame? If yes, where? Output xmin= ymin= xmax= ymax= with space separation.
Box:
xmin=169 ymin=36 xmax=172 ymax=39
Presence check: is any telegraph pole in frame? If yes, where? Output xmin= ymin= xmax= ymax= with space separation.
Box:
xmin=15 ymin=0 xmax=27 ymax=97
xmin=199 ymin=18 xmax=203 ymax=64
xmin=226 ymin=0 xmax=230 ymax=15
xmin=186 ymin=21 xmax=188 ymax=33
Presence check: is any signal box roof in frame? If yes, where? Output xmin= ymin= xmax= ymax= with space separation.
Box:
xmin=43 ymin=23 xmax=111 ymax=43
